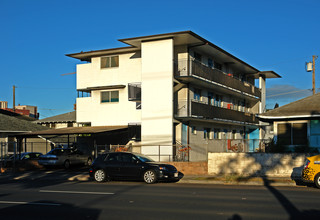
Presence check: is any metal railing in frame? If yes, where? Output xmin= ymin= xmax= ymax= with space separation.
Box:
xmin=175 ymin=59 xmax=261 ymax=98
xmin=175 ymin=99 xmax=259 ymax=124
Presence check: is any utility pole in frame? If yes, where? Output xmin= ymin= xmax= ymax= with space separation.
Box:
xmin=312 ymin=55 xmax=317 ymax=95
xmin=13 ymin=85 xmax=16 ymax=112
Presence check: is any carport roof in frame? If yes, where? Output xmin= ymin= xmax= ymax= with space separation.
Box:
xmin=15 ymin=126 xmax=128 ymax=137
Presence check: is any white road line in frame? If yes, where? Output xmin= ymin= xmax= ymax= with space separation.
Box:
xmin=39 ymin=190 xmax=115 ymax=195
xmin=0 ymin=201 xmax=61 ymax=206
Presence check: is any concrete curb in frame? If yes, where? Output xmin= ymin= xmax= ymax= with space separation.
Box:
xmin=0 ymin=171 xmax=304 ymax=187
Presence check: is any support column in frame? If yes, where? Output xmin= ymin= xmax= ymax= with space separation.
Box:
xmin=259 ymin=74 xmax=267 ymax=143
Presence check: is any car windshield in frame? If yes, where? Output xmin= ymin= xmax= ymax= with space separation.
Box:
xmin=134 ymin=154 xmax=154 ymax=162
xmin=48 ymin=149 xmax=68 ymax=156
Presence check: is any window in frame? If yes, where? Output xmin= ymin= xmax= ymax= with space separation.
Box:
xmin=191 ymin=126 xmax=197 ymax=135
xmin=214 ymin=61 xmax=222 ymax=70
xmin=214 ymin=95 xmax=222 ymax=107
xmin=208 ymin=92 xmax=214 ymax=105
xmin=101 ymin=56 xmax=119 ymax=68
xmin=232 ymin=130 xmax=237 ymax=139
xmin=278 ymin=123 xmax=307 ymax=145
xmin=204 ymin=128 xmax=211 ymax=139
xmin=194 ymin=52 xmax=202 ymax=62
xmin=101 ymin=91 xmax=119 ymax=103
xmin=194 ymin=89 xmax=201 ymax=101
xmin=208 ymin=58 xmax=213 ymax=68
xmin=214 ymin=129 xmax=220 ymax=139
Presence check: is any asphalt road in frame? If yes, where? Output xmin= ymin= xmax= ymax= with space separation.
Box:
xmin=0 ymin=178 xmax=319 ymax=220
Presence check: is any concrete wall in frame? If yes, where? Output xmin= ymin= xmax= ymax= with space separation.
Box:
xmin=208 ymin=152 xmax=308 ymax=177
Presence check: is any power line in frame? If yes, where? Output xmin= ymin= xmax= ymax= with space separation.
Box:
xmin=18 ymin=86 xmax=74 ymax=90
xmin=267 ymin=88 xmax=314 ymax=98
xmin=38 ymin=108 xmax=74 ymax=111
xmin=259 ymin=55 xmax=312 ymax=68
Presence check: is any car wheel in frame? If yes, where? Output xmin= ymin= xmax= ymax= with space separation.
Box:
xmin=86 ymin=157 xmax=92 ymax=166
xmin=314 ymin=173 xmax=320 ymax=189
xmin=143 ymin=170 xmax=157 ymax=184
xmin=64 ymin=160 xmax=70 ymax=169
xmin=94 ymin=169 xmax=106 ymax=182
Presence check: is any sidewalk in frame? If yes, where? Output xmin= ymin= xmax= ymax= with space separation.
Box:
xmin=0 ymin=169 xmax=303 ymax=187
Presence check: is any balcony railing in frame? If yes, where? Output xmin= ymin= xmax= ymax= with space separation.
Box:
xmin=175 ymin=59 xmax=261 ymax=98
xmin=175 ymin=100 xmax=259 ymax=124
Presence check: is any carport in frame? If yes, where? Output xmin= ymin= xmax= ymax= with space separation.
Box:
xmin=13 ymin=126 xmax=129 ymax=158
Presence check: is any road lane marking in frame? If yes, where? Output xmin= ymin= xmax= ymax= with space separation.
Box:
xmin=39 ymin=190 xmax=115 ymax=195
xmin=0 ymin=201 xmax=61 ymax=206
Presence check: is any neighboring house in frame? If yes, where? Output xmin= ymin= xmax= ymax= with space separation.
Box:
xmin=258 ymin=93 xmax=320 ymax=149
xmin=0 ymin=109 xmax=49 ymax=154
xmin=66 ymin=31 xmax=280 ymax=161
xmin=35 ymin=111 xmax=78 ymax=129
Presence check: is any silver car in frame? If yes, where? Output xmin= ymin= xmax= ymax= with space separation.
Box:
xmin=38 ymin=148 xmax=92 ymax=169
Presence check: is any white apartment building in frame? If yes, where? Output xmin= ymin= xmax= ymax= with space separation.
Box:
xmin=67 ymin=31 xmax=280 ymax=161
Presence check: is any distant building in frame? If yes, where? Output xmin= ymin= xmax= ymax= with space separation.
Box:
xmin=0 ymin=104 xmax=39 ymax=119
xmin=15 ymin=105 xmax=39 ymax=119
xmin=0 ymin=101 xmax=8 ymax=109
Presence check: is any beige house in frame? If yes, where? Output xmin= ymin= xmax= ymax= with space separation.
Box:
xmin=258 ymin=93 xmax=320 ymax=149
xmin=67 ymin=31 xmax=280 ymax=161
xmin=35 ymin=111 xmax=77 ymax=129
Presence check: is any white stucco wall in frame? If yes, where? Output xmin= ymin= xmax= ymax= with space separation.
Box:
xmin=76 ymin=52 xmax=142 ymax=125
xmin=140 ymin=39 xmax=174 ymax=159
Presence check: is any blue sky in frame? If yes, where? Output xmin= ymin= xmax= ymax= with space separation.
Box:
xmin=1 ymin=0 xmax=319 ymax=118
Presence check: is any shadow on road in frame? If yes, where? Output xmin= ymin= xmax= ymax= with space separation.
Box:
xmin=263 ymin=178 xmax=320 ymax=220
xmin=0 ymin=200 xmax=101 ymax=220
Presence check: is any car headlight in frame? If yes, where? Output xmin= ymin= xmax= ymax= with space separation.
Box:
xmin=159 ymin=166 xmax=167 ymax=171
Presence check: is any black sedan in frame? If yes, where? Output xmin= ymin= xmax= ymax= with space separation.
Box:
xmin=89 ymin=152 xmax=183 ymax=184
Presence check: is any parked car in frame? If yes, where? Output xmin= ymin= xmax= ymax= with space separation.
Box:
xmin=302 ymin=154 xmax=320 ymax=188
xmin=89 ymin=152 xmax=183 ymax=184
xmin=38 ymin=148 xmax=92 ymax=169
xmin=4 ymin=152 xmax=43 ymax=167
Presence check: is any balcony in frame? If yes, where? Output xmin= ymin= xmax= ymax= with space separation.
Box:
xmin=174 ymin=59 xmax=261 ymax=98
xmin=175 ymin=100 xmax=259 ymax=125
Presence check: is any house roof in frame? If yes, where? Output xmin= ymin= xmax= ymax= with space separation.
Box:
xmin=36 ymin=111 xmax=76 ymax=124
xmin=66 ymin=31 xmax=280 ymax=78
xmin=258 ymin=93 xmax=320 ymax=120
xmin=0 ymin=112 xmax=50 ymax=133
xmin=15 ymin=126 xmax=128 ymax=137
xmin=0 ymin=109 xmax=36 ymax=121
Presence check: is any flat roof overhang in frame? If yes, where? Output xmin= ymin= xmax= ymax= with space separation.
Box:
xmin=66 ymin=46 xmax=139 ymax=62
xmin=13 ymin=126 xmax=128 ymax=138
xmin=66 ymin=31 xmax=279 ymax=78
xmin=249 ymin=71 xmax=282 ymax=79
xmin=77 ymin=85 xmax=126 ymax=92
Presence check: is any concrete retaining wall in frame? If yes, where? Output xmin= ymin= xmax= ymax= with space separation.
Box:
xmin=208 ymin=153 xmax=309 ymax=177
xmin=167 ymin=162 xmax=208 ymax=175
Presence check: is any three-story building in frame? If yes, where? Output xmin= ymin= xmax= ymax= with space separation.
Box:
xmin=67 ymin=31 xmax=280 ymax=161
